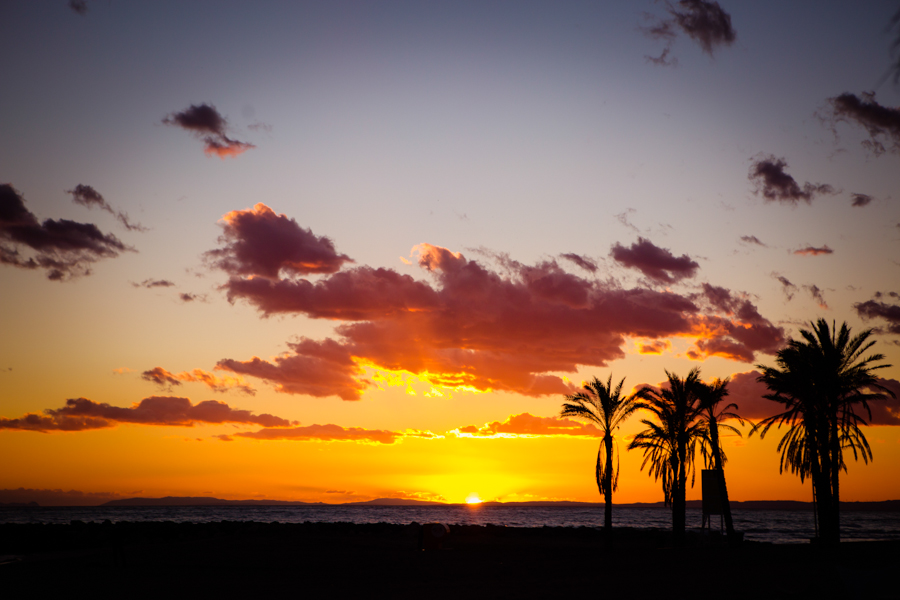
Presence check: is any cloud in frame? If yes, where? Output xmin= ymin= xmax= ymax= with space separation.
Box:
xmin=205 ymin=203 xmax=352 ymax=279
xmin=67 ymin=184 xmax=145 ymax=231
xmin=804 ymin=284 xmax=828 ymax=309
xmin=559 ymin=253 xmax=598 ymax=273
xmin=854 ymin=297 xmax=900 ymax=335
xmin=749 ymin=156 xmax=836 ymax=205
xmin=219 ymin=423 xmax=430 ymax=444
xmin=851 ymin=193 xmax=874 ymax=207
xmin=793 ymin=245 xmax=833 ymax=256
xmin=868 ymin=378 xmax=900 ymax=425
xmin=217 ymin=338 xmax=369 ymax=401
xmin=207 ymin=207 xmax=784 ymax=400
xmin=824 ymin=92 xmax=900 ymax=156
xmin=0 ymin=396 xmax=292 ymax=432
xmin=142 ymin=366 xmax=255 ymax=394
xmin=179 ymin=292 xmax=207 ymax=303
xmin=162 ymin=103 xmax=255 ymax=158
xmin=740 ymin=235 xmax=766 ymax=246
xmin=642 ymin=0 xmax=736 ymax=65
xmin=773 ymin=272 xmax=797 ymax=300
xmin=0 ymin=183 xmax=131 ymax=280
xmin=452 ymin=412 xmax=603 ymax=438
xmin=68 ymin=0 xmax=87 ymax=16
xmin=610 ymin=237 xmax=699 ymax=284
xmin=638 ymin=339 xmax=672 ymax=354
xmin=133 ymin=278 xmax=175 ymax=289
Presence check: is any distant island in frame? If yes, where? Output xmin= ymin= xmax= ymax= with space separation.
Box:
xmin=83 ymin=497 xmax=900 ymax=511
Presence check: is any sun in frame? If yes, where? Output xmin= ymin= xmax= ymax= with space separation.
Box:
xmin=465 ymin=493 xmax=482 ymax=505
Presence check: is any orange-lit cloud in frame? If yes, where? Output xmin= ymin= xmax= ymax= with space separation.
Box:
xmin=0 ymin=396 xmax=292 ymax=432
xmin=451 ymin=412 xmax=602 ymax=438
xmin=142 ymin=366 xmax=255 ymax=395
xmin=0 ymin=183 xmax=131 ymax=280
xmin=219 ymin=424 xmax=440 ymax=444
xmin=162 ymin=103 xmax=255 ymax=159
xmin=793 ymin=245 xmax=833 ymax=256
xmin=208 ymin=205 xmax=785 ymax=400
xmin=638 ymin=339 xmax=671 ymax=354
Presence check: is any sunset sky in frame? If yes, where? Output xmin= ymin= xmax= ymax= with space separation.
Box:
xmin=2 ymin=0 xmax=899 ymax=506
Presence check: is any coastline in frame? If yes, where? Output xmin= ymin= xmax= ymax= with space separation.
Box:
xmin=2 ymin=521 xmax=898 ymax=598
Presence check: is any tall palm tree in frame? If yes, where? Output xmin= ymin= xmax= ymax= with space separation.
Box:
xmin=561 ymin=374 xmax=641 ymax=531
xmin=754 ymin=319 xmax=893 ymax=544
xmin=696 ymin=377 xmax=743 ymax=541
xmin=628 ymin=368 xmax=706 ymax=546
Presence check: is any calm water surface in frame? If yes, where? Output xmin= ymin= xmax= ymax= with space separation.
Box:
xmin=3 ymin=505 xmax=899 ymax=544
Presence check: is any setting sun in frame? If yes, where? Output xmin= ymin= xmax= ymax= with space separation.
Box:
xmin=465 ymin=494 xmax=483 ymax=505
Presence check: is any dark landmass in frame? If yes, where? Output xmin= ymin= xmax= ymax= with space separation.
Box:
xmin=1 ymin=521 xmax=897 ymax=598
xmin=90 ymin=496 xmax=900 ymax=511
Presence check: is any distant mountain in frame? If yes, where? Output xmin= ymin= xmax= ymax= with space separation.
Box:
xmin=344 ymin=498 xmax=447 ymax=506
xmin=102 ymin=496 xmax=323 ymax=507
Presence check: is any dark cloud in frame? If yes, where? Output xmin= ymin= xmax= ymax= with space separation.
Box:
xmin=218 ymin=423 xmax=434 ymax=444
xmin=740 ymin=235 xmax=766 ymax=246
xmin=162 ymin=103 xmax=255 ymax=158
xmin=179 ymin=292 xmax=207 ymax=303
xmin=205 ymin=203 xmax=352 ymax=279
xmin=610 ymin=237 xmax=699 ymax=284
xmin=749 ymin=156 xmax=835 ymax=205
xmin=772 ymin=273 xmax=797 ymax=301
xmin=68 ymin=0 xmax=87 ymax=15
xmin=825 ymin=92 xmax=900 ymax=156
xmin=804 ymin=284 xmax=828 ymax=309
xmin=209 ymin=207 xmax=784 ymax=400
xmin=854 ymin=297 xmax=900 ymax=335
xmin=67 ymin=184 xmax=146 ymax=231
xmin=133 ymin=279 xmax=175 ymax=289
xmin=0 ymin=183 xmax=130 ymax=280
xmin=793 ymin=245 xmax=833 ymax=256
xmin=0 ymin=396 xmax=291 ymax=432
xmin=453 ymin=412 xmax=602 ymax=437
xmin=642 ymin=0 xmax=735 ymax=65
xmin=850 ymin=193 xmax=874 ymax=207
xmin=559 ymin=253 xmax=598 ymax=273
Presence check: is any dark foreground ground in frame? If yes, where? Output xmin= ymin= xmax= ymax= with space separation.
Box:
xmin=2 ymin=521 xmax=898 ymax=599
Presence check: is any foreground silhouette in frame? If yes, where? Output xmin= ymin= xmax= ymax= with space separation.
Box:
xmin=561 ymin=375 xmax=641 ymax=530
xmin=754 ymin=319 xmax=894 ymax=544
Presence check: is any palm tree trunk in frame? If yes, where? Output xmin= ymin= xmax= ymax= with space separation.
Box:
xmin=604 ymin=433 xmax=613 ymax=531
xmin=830 ymin=418 xmax=841 ymax=543
xmin=673 ymin=438 xmax=686 ymax=546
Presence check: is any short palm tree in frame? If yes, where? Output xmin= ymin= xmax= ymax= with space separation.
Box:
xmin=561 ymin=374 xmax=641 ymax=530
xmin=754 ymin=319 xmax=893 ymax=544
xmin=697 ymin=378 xmax=743 ymax=541
xmin=629 ymin=368 xmax=706 ymax=546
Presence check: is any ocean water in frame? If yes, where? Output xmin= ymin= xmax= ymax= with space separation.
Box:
xmin=2 ymin=505 xmax=899 ymax=544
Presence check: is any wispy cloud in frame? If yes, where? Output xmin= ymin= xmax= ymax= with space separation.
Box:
xmin=793 ymin=245 xmax=833 ymax=256
xmin=218 ymin=424 xmax=439 ymax=444
xmin=739 ymin=235 xmax=766 ymax=247
xmin=451 ymin=412 xmax=602 ymax=438
xmin=850 ymin=193 xmax=874 ymax=207
xmin=68 ymin=0 xmax=87 ymax=16
xmin=142 ymin=366 xmax=254 ymax=395
xmin=824 ymin=92 xmax=900 ymax=156
xmin=643 ymin=0 xmax=736 ymax=65
xmin=67 ymin=184 xmax=146 ymax=231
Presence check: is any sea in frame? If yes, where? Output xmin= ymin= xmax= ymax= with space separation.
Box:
xmin=2 ymin=505 xmax=899 ymax=544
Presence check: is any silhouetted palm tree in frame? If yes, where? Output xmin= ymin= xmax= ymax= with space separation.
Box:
xmin=754 ymin=319 xmax=893 ymax=544
xmin=561 ymin=374 xmax=641 ymax=531
xmin=629 ymin=368 xmax=706 ymax=546
xmin=697 ymin=377 xmax=743 ymax=541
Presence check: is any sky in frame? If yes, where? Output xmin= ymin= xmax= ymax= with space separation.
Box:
xmin=1 ymin=0 xmax=899 ymax=506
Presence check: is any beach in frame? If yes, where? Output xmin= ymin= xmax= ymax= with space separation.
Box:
xmin=3 ymin=521 xmax=898 ymax=598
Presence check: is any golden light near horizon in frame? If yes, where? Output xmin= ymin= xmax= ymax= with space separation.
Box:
xmin=465 ymin=493 xmax=483 ymax=505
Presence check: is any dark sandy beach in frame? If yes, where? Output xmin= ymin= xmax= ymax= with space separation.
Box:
xmin=2 ymin=521 xmax=898 ymax=598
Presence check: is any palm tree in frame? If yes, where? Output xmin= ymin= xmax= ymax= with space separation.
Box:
xmin=561 ymin=374 xmax=641 ymax=531
xmin=754 ymin=319 xmax=893 ymax=544
xmin=696 ymin=377 xmax=744 ymax=541
xmin=628 ymin=368 xmax=706 ymax=546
